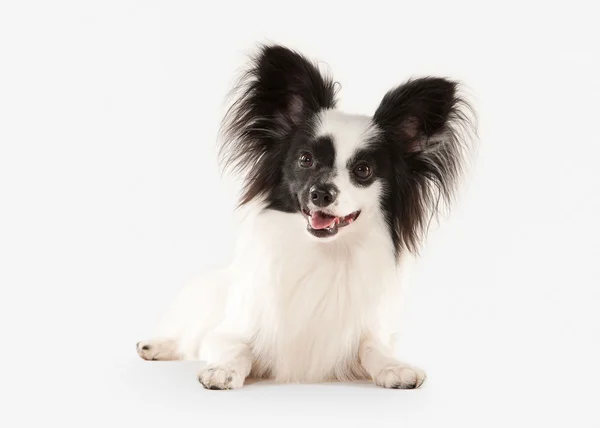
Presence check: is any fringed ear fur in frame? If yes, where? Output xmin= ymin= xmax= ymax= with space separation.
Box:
xmin=218 ymin=44 xmax=338 ymax=205
xmin=374 ymin=77 xmax=476 ymax=254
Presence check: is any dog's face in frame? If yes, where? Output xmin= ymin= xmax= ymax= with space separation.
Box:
xmin=219 ymin=45 xmax=473 ymax=255
xmin=283 ymin=111 xmax=387 ymax=240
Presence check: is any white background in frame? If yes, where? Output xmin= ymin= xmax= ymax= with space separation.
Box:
xmin=1 ymin=1 xmax=599 ymax=427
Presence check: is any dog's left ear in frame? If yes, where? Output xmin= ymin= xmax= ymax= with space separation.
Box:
xmin=373 ymin=77 xmax=464 ymax=153
xmin=374 ymin=77 xmax=475 ymax=254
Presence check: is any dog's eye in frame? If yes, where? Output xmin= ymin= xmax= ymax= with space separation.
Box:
xmin=353 ymin=162 xmax=372 ymax=180
xmin=299 ymin=152 xmax=314 ymax=168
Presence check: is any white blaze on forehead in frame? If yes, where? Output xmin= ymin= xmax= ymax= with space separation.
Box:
xmin=314 ymin=109 xmax=383 ymax=217
xmin=315 ymin=109 xmax=380 ymax=169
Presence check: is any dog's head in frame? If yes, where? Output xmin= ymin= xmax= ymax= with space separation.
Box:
xmin=219 ymin=45 xmax=475 ymax=256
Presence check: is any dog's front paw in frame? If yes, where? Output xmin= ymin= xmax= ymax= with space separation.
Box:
xmin=373 ymin=364 xmax=426 ymax=389
xmin=197 ymin=364 xmax=245 ymax=390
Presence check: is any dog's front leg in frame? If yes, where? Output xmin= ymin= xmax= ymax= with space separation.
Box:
xmin=196 ymin=284 xmax=256 ymax=390
xmin=359 ymin=335 xmax=426 ymax=389
xmin=196 ymin=329 xmax=253 ymax=390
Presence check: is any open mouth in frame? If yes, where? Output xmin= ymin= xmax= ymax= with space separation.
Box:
xmin=301 ymin=208 xmax=361 ymax=238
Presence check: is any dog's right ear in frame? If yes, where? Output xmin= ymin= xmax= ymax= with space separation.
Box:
xmin=248 ymin=45 xmax=338 ymax=130
xmin=219 ymin=44 xmax=338 ymax=204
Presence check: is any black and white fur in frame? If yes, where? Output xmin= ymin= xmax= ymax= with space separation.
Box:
xmin=137 ymin=44 xmax=475 ymax=390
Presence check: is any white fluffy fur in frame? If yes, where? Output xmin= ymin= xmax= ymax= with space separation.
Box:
xmin=137 ymin=111 xmax=426 ymax=389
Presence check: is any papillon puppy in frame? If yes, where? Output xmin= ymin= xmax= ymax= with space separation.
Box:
xmin=137 ymin=44 xmax=476 ymax=390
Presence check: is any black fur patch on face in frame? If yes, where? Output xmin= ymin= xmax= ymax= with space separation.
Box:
xmin=218 ymin=44 xmax=338 ymax=210
xmin=284 ymin=134 xmax=337 ymax=211
xmin=345 ymin=143 xmax=388 ymax=188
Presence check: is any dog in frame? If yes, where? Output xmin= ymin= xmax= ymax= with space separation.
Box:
xmin=137 ymin=44 xmax=476 ymax=390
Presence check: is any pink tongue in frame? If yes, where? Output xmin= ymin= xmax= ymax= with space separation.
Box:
xmin=310 ymin=212 xmax=338 ymax=230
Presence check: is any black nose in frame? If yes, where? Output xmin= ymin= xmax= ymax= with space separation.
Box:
xmin=309 ymin=184 xmax=337 ymax=207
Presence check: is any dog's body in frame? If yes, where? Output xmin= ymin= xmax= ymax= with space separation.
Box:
xmin=137 ymin=45 xmax=475 ymax=389
xmin=139 ymin=198 xmax=411 ymax=386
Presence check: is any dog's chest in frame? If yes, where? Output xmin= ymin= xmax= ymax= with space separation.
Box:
xmin=234 ymin=208 xmax=396 ymax=382
xmin=247 ymin=245 xmax=384 ymax=382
